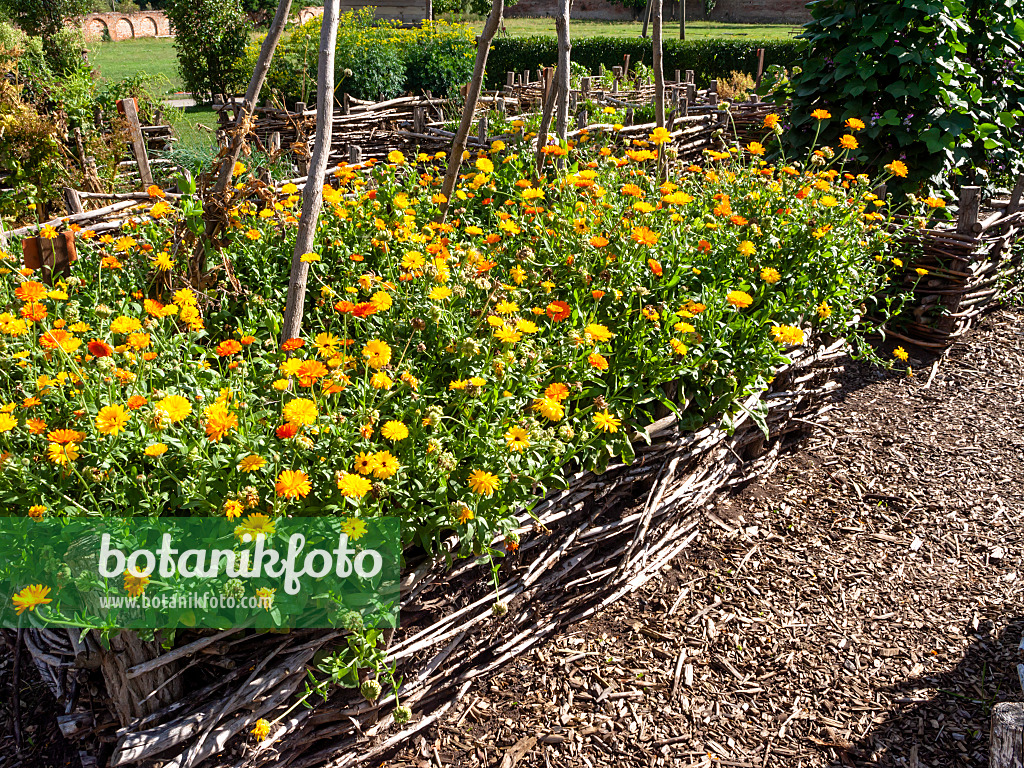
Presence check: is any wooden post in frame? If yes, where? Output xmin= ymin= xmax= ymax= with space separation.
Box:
xmin=438 ymin=0 xmax=505 ymax=218
xmin=349 ymin=145 xmax=362 ymax=164
xmin=755 ymin=47 xmax=765 ymax=89
xmin=63 ymin=188 xmax=84 ymax=215
xmin=554 ymin=0 xmax=572 ymax=142
xmin=413 ymin=107 xmax=425 ymax=134
xmin=872 ymin=183 xmax=887 ymax=199
xmin=533 ymin=67 xmax=557 ymax=176
xmin=210 ymin=0 xmax=296 ymax=204
xmin=425 ymin=0 xmax=432 ymax=21
xmin=506 ymin=71 xmax=515 ymax=88
xmin=341 ymin=92 xmax=351 ymax=115
xmin=295 ymin=101 xmax=307 ymax=116
xmin=1007 ymin=173 xmax=1024 ymax=213
xmin=709 ymin=79 xmax=718 ymax=94
xmin=120 ymin=98 xmax=153 ymax=189
xmin=652 ymin=0 xmax=664 ymax=129
xmin=991 ymin=703 xmax=1024 ymax=768
xmin=625 ymin=107 xmax=634 ymax=126
xmin=93 ymin=104 xmax=103 ymax=128
xmin=641 ymin=0 xmax=653 ymax=39
xmin=477 ymin=115 xmax=488 ymax=144
xmin=956 ymin=186 xmax=981 ymax=235
xmin=523 ymin=69 xmax=530 ymax=85
xmin=281 ymin=0 xmax=340 ymax=345
xmin=679 ymin=0 xmax=685 ymax=39
xmin=270 ymin=132 xmax=281 ymax=152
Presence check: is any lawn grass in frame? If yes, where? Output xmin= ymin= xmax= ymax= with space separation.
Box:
xmin=87 ymin=37 xmax=184 ymax=96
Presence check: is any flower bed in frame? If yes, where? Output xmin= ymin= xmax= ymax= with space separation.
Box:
xmin=0 ymin=119 xmax=917 ymax=764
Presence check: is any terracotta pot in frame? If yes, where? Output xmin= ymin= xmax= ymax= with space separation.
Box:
xmin=115 ymin=97 xmax=138 ymax=117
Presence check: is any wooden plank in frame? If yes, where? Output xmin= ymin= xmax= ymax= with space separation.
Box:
xmin=956 ymin=185 xmax=981 ymax=234
xmin=120 ymin=98 xmax=153 ymax=188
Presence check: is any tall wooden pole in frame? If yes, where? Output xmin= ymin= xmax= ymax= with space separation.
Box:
xmin=439 ymin=0 xmax=505 ymax=219
xmin=280 ymin=0 xmax=340 ymax=344
xmin=211 ymin=0 xmax=295 ymax=202
xmin=553 ymin=0 xmax=571 ymax=143
xmin=653 ymin=0 xmax=665 ymax=128
xmin=679 ymin=0 xmax=685 ymax=39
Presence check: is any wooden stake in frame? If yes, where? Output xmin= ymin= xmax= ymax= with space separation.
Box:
xmin=120 ymin=98 xmax=153 ymax=189
xmin=438 ymin=0 xmax=505 ymax=218
xmin=1008 ymin=174 xmax=1024 ymax=213
xmin=956 ymin=186 xmax=981 ymax=235
xmin=553 ymin=0 xmax=572 ymax=143
xmin=534 ymin=67 xmax=558 ymax=176
xmin=280 ymin=0 xmax=340 ymax=345
xmin=63 ymin=188 xmax=84 ymax=215
xmin=991 ymin=703 xmax=1024 ymax=768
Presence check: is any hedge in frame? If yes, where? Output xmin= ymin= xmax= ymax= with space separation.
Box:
xmin=484 ymin=37 xmax=804 ymax=89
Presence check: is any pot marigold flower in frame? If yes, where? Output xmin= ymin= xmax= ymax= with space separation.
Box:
xmin=649 ymin=126 xmax=672 ymax=145
xmin=370 ymin=372 xmax=394 ymax=389
xmin=726 ymin=290 xmax=754 ymax=309
xmin=47 ymin=429 xmax=84 ymax=444
xmin=96 ymin=404 xmax=130 ymax=436
xmin=817 ymin=301 xmax=832 ymax=319
xmin=14 ymin=281 xmax=46 ymax=303
xmin=697 ymin=239 xmax=711 ymax=253
xmin=839 ymin=134 xmax=859 ymax=150
xmin=545 ymin=383 xmax=570 ymax=402
xmin=283 ymin=398 xmax=317 ymax=426
xmin=737 ymin=240 xmax=756 ymax=257
xmin=593 ymin=410 xmax=621 ymax=433
xmin=546 ymin=300 xmax=571 ymax=322
xmin=238 ymin=454 xmax=266 ymax=472
xmin=505 ymin=426 xmax=530 ymax=451
xmin=381 ymin=420 xmax=409 ymax=441
xmin=648 ymin=259 xmax=663 ymax=277
xmin=47 ymin=442 xmax=79 ymax=466
xmin=845 ymin=117 xmax=865 ymax=131
xmin=588 ymin=352 xmax=609 ymax=370
xmin=885 ymin=160 xmax=909 ymax=178
xmin=893 ymin=346 xmax=909 ymax=362
xmin=763 ymin=113 xmax=780 ymax=129
xmin=28 ymin=505 xmax=46 ymax=519
xmin=760 ymin=267 xmax=781 ymax=284
xmin=124 ymin=569 xmax=150 ymax=597
xmin=109 ymin=316 xmax=142 ymax=335
xmin=145 ymin=443 xmax=168 ymax=457
xmin=467 ymin=469 xmax=500 ymax=496
xmin=583 ymin=323 xmax=613 ymax=343
xmin=156 ymin=395 xmax=191 ymax=423
xmin=0 ymin=413 xmax=14 ymax=433
xmin=12 ymin=584 xmax=51 ymax=615
xmin=770 ymin=325 xmax=806 ymax=345
xmin=362 ymin=339 xmax=392 ymax=370
xmin=631 ymin=226 xmax=659 ymax=246
xmin=276 ymin=423 xmax=298 ymax=439
xmin=746 ymin=141 xmax=766 ymax=156
xmin=811 ymin=109 xmax=831 ymax=120
xmin=341 ymin=517 xmax=368 ymax=540
xmin=534 ymin=397 xmax=564 ymax=422
xmin=589 ymin=235 xmax=609 ymax=248
xmin=372 ymin=451 xmax=400 ymax=479
xmin=281 ymin=338 xmax=305 ymax=352
xmin=204 ymin=403 xmax=237 ymax=442
xmin=26 ymin=418 xmax=46 ymax=435
xmin=276 ymin=469 xmax=311 ymax=499
xmin=126 ymin=395 xmax=148 ymax=410
xmin=922 ymin=196 xmax=945 ymax=208
xmin=337 ymin=472 xmax=372 ymax=498
xmin=494 ymin=326 xmax=522 ymax=344
xmin=216 ymin=339 xmax=243 ymax=357
xmin=251 ymin=718 xmax=272 ymax=741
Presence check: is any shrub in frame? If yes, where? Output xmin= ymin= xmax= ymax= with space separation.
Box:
xmin=165 ymin=0 xmax=251 ymax=101
xmin=485 ymin=37 xmax=802 ymax=88
xmin=243 ymin=11 xmax=475 ymax=106
xmin=783 ymin=0 xmax=1024 ymax=190
xmin=717 ymin=70 xmax=755 ymax=102
xmin=0 ymin=0 xmax=90 ymax=73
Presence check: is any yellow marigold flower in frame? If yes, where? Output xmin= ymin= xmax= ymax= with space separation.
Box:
xmin=494 ymin=326 xmax=522 ymax=344
xmin=362 ymin=339 xmax=392 ymax=370
xmin=915 ymin=267 xmax=929 ymax=276
xmin=337 ymin=472 xmax=373 ymax=499
xmin=893 ymin=346 xmax=909 ymax=362
xmin=145 ymin=443 xmax=168 ymax=457
xmin=505 ymin=426 xmax=530 ymax=451
xmin=737 ymin=240 xmax=756 ymax=257
xmin=12 ymin=584 xmax=51 ymax=615
xmin=47 ymin=442 xmax=80 ymax=465
xmin=839 ymin=134 xmax=858 ymax=150
xmin=28 ymin=505 xmax=46 ymax=519
xmin=544 ymin=383 xmax=570 ymax=402
xmin=372 ymin=451 xmax=400 ymax=479
xmin=631 ymin=226 xmax=659 ymax=246
xmin=476 ymin=157 xmax=494 ymax=174
xmin=885 ymin=160 xmax=909 ymax=178
xmin=811 ymin=109 xmax=831 ymax=120
xmin=588 ymin=352 xmax=609 ymax=370
xmin=583 ymin=323 xmax=613 ymax=343
xmin=204 ymin=403 xmax=237 ymax=442
xmin=763 ymin=113 xmax=780 ymax=129
xmin=124 ymin=569 xmax=150 ymax=596
xmin=648 ymin=126 xmax=672 ymax=145
xmin=429 ymin=286 xmax=452 ymax=301
xmin=275 ymin=470 xmax=311 ymax=499
xmin=845 ymin=117 xmax=865 ymax=131
xmin=817 ymin=301 xmax=832 ymax=319
xmin=593 ymin=410 xmax=621 ymax=433
xmin=760 ymin=267 xmax=781 ymax=284
xmin=0 ymin=413 xmax=16 ymax=432
xmin=96 ymin=404 xmax=130 ymax=436
xmin=726 ymin=290 xmax=754 ymax=309
xmin=770 ymin=325 xmax=806 ymax=345
xmin=923 ymin=196 xmax=945 ymax=208
xmin=252 ymin=719 xmax=271 ymax=741
xmin=110 ymin=316 xmax=142 ymax=334
xmin=467 ymin=469 xmax=500 ymax=496
xmin=388 ymin=150 xmax=406 ymax=165
xmin=239 ymin=454 xmax=267 ymax=472
xmin=156 ymin=395 xmax=192 ymax=423
xmin=371 ymin=372 xmax=394 ymax=389
xmin=381 ymin=420 xmax=409 ymax=441
xmin=534 ymin=397 xmax=564 ymax=422
xmin=746 ymin=141 xmax=765 ymax=156
xmin=283 ymin=398 xmax=317 ymax=426
xmin=370 ymin=290 xmax=392 ymax=312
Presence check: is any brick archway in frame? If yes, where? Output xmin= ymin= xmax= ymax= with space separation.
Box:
xmin=113 ymin=16 xmax=135 ymax=39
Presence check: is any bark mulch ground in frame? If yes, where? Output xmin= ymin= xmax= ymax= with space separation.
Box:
xmin=388 ymin=307 xmax=1024 ymax=768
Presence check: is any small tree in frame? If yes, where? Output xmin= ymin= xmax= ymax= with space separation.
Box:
xmin=165 ymin=0 xmax=251 ymax=101
xmin=0 ymin=0 xmax=90 ymax=72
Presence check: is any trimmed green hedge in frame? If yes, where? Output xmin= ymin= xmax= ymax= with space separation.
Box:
xmin=485 ymin=37 xmax=804 ymax=89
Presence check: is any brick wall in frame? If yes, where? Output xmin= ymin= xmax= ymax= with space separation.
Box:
xmin=81 ymin=11 xmax=171 ymax=42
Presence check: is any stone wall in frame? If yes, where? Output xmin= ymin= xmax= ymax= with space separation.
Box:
xmin=81 ymin=11 xmax=171 ymax=42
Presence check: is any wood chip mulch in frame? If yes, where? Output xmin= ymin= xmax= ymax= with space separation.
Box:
xmin=386 ymin=307 xmax=1024 ymax=768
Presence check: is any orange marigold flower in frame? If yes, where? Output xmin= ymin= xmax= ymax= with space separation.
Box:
xmin=631 ymin=226 xmax=659 ymax=246
xmin=726 ymin=290 xmax=754 ymax=309
xmin=275 ymin=469 xmax=311 ymax=499
xmin=216 ymin=339 xmax=243 ymax=357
